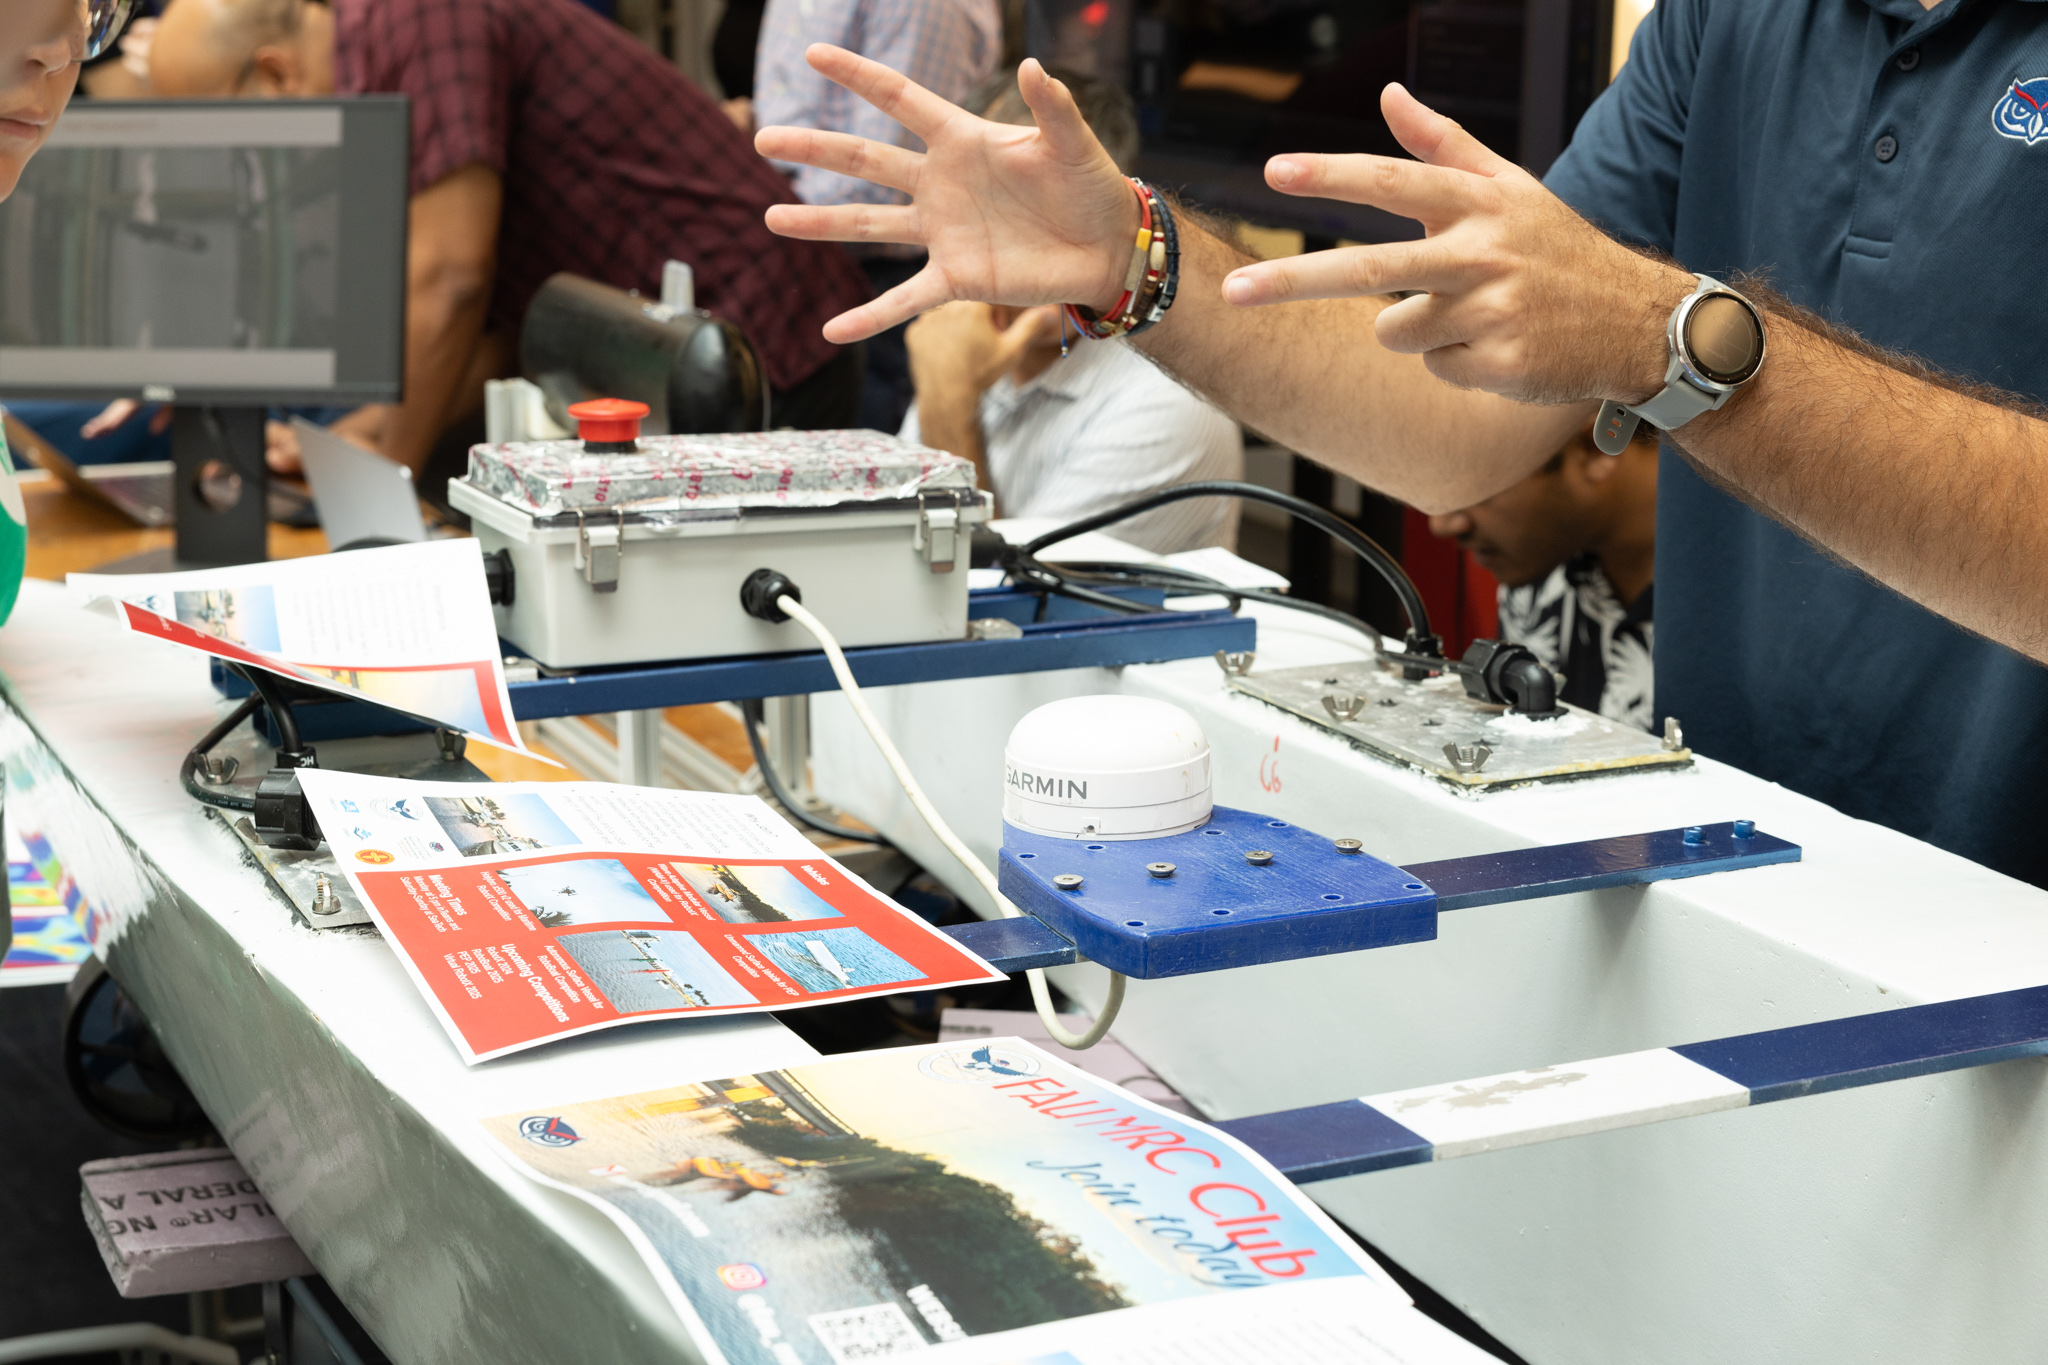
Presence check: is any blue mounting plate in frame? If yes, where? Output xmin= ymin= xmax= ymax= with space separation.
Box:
xmin=997 ymin=806 xmax=1438 ymax=979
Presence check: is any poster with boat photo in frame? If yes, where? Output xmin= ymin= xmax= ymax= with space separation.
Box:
xmin=295 ymin=772 xmax=1004 ymax=1064
xmin=482 ymin=1041 xmax=1493 ymax=1365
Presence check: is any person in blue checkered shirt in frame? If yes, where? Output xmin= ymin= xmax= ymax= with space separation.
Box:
xmin=753 ymin=0 xmax=1001 ymax=434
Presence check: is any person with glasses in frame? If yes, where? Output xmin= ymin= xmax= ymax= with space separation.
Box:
xmin=0 ymin=0 xmax=128 ymax=634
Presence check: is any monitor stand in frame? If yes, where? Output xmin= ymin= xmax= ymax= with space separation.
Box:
xmin=89 ymin=407 xmax=271 ymax=574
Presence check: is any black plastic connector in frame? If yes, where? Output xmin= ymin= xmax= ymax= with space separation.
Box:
xmin=253 ymin=768 xmax=322 ymax=851
xmin=1399 ymin=628 xmax=1446 ymax=680
xmin=1458 ymin=638 xmax=1562 ymax=718
xmin=483 ymin=548 xmax=515 ymax=606
xmin=739 ymin=568 xmax=802 ymax=623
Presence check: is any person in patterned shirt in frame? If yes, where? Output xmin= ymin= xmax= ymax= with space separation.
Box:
xmin=1428 ymin=420 xmax=1658 ymax=729
xmin=148 ymin=0 xmax=872 ymax=492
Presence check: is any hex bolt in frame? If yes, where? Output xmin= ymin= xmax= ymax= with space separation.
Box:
xmin=1146 ymin=862 xmax=1176 ymax=878
xmin=1733 ymin=819 xmax=1756 ymax=840
xmin=1333 ymin=838 xmax=1363 ymax=855
xmin=1682 ymin=826 xmax=1705 ymax=846
xmin=1053 ymin=874 xmax=1085 ymax=891
xmin=1244 ymin=850 xmax=1274 ymax=866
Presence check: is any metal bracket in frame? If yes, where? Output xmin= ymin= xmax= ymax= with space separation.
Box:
xmin=914 ymin=491 xmax=961 ymax=573
xmin=575 ymin=509 xmax=625 ymax=594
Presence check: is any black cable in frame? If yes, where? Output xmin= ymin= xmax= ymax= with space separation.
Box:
xmin=179 ymin=695 xmax=263 ymax=812
xmin=739 ymin=700 xmax=889 ymax=846
xmin=1059 ymin=564 xmax=1391 ymax=651
xmin=229 ymin=664 xmax=306 ymax=759
xmin=1015 ymin=479 xmax=1438 ymax=652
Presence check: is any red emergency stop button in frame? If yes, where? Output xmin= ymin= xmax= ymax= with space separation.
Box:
xmin=567 ymin=398 xmax=650 ymax=450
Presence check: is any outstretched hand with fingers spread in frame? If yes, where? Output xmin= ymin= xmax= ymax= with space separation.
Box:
xmin=1218 ymin=84 xmax=1690 ymax=406
xmin=756 ymin=48 xmax=1137 ymax=344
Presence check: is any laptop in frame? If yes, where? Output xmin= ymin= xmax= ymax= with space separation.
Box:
xmin=2 ymin=411 xmax=320 ymax=528
xmin=292 ymin=417 xmax=427 ymax=549
xmin=3 ymin=413 xmax=174 ymax=527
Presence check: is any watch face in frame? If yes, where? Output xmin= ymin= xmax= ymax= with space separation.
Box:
xmin=1683 ymin=293 xmax=1764 ymax=386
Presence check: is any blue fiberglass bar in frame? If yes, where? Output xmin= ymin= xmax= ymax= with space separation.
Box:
xmin=1215 ymin=984 xmax=2048 ymax=1184
xmin=1402 ymin=821 xmax=1802 ymax=911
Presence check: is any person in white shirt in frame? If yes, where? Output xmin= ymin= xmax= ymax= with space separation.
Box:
xmin=899 ymin=67 xmax=1242 ymax=554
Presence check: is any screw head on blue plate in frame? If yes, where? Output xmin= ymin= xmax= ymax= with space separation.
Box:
xmin=1683 ymin=826 xmax=1705 ymax=846
xmin=1733 ymin=819 xmax=1756 ymax=839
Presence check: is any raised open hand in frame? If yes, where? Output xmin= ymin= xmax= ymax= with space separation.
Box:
xmin=1218 ymin=85 xmax=1687 ymax=406
xmin=756 ymin=48 xmax=1138 ymax=344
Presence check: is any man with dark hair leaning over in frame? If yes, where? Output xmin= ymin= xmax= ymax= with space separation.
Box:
xmin=1431 ymin=418 xmax=1659 ymax=729
xmin=754 ymin=5 xmax=2048 ymax=890
xmin=147 ymin=0 xmax=871 ymax=497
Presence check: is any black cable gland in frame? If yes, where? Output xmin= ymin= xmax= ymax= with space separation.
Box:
xmin=1401 ymin=628 xmax=1446 ymax=679
xmin=739 ymin=568 xmax=802 ymax=623
xmin=482 ymin=548 xmax=516 ymax=606
xmin=1458 ymin=638 xmax=1562 ymax=718
xmin=253 ymin=769 xmax=323 ymax=851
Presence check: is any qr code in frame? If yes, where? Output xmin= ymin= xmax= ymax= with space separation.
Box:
xmin=806 ymin=1302 xmax=927 ymax=1361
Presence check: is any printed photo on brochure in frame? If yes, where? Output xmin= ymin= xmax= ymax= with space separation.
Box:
xmin=297 ymin=772 xmax=1003 ymax=1064
xmin=480 ymin=1040 xmax=1498 ymax=1365
xmin=68 ymin=539 xmax=533 ymax=754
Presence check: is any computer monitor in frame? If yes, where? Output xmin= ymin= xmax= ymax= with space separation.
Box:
xmin=0 ymin=97 xmax=409 ymax=405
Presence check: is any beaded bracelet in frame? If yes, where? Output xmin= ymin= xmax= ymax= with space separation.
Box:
xmin=1128 ymin=183 xmax=1179 ymax=337
xmin=1061 ymin=178 xmax=1181 ymax=344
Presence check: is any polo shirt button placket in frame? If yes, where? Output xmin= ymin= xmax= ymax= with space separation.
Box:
xmin=1896 ymin=47 xmax=1921 ymax=72
xmin=1875 ymin=133 xmax=1899 ymax=163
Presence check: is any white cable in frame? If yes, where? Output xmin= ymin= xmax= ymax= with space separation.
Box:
xmin=776 ymin=594 xmax=1125 ymax=1049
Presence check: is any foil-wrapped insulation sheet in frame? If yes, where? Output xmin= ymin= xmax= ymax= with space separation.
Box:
xmin=464 ymin=428 xmax=976 ymax=520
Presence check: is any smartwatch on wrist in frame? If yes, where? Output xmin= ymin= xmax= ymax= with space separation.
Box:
xmin=1594 ymin=274 xmax=1766 ymax=455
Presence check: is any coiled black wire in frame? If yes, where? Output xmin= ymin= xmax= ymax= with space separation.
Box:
xmin=739 ymin=699 xmax=888 ymax=846
xmin=1014 ymin=479 xmax=1438 ymax=652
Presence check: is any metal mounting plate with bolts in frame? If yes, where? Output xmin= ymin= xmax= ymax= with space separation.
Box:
xmin=1231 ymin=659 xmax=1691 ymax=791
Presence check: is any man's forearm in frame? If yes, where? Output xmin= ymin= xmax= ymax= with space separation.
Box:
xmin=1132 ymin=219 xmax=1585 ymax=511
xmin=910 ymin=385 xmax=990 ymax=493
xmin=381 ymin=271 xmax=491 ymax=474
xmin=1676 ymin=300 xmax=2048 ymax=663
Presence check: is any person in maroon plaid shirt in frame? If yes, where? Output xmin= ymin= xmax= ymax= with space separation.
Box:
xmin=150 ymin=0 xmax=870 ymax=485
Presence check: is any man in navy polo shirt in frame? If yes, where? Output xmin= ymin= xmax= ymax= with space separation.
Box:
xmin=751 ymin=0 xmax=2048 ymax=889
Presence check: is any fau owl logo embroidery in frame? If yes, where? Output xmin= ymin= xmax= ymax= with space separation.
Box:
xmin=1993 ymin=76 xmax=2048 ymax=144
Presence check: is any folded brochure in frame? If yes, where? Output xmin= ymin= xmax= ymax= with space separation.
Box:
xmin=483 ymin=1040 xmax=1501 ymax=1364
xmin=299 ymin=771 xmax=1005 ymax=1063
xmin=70 ymin=538 xmax=534 ymax=754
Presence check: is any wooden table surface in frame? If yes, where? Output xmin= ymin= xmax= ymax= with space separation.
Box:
xmin=19 ymin=470 xmax=330 ymax=582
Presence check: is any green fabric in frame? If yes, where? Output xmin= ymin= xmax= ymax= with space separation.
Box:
xmin=0 ymin=414 xmax=29 ymax=628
